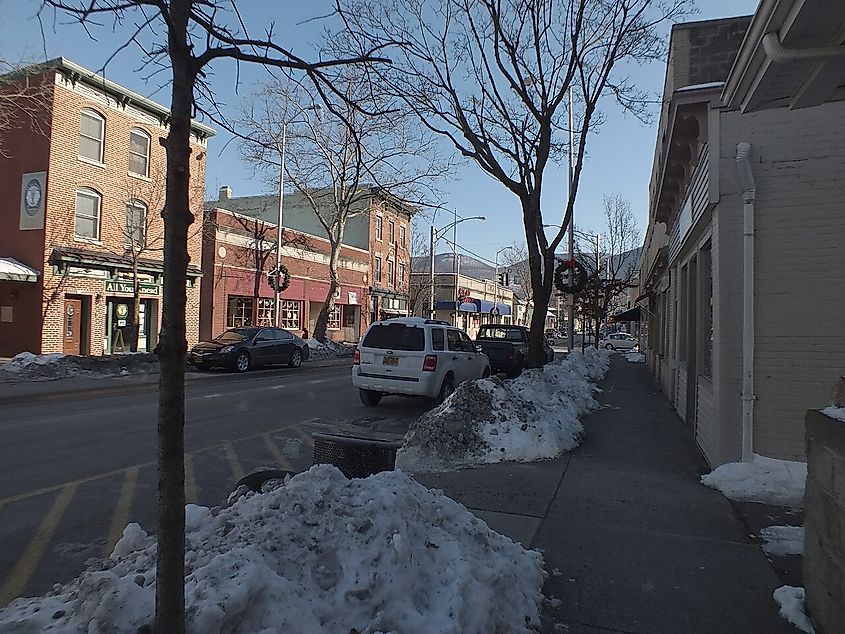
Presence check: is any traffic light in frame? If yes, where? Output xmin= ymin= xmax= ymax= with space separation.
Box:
xmin=498 ymin=272 xmax=509 ymax=286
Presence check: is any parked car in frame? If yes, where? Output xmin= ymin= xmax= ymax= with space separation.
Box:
xmin=189 ymin=327 xmax=310 ymax=372
xmin=476 ymin=324 xmax=554 ymax=377
xmin=599 ymin=332 xmax=639 ymax=351
xmin=545 ymin=328 xmax=567 ymax=345
xmin=352 ymin=317 xmax=491 ymax=406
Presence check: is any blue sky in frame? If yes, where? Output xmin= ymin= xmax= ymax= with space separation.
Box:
xmin=1 ymin=0 xmax=760 ymax=261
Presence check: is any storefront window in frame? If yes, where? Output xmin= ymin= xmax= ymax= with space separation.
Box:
xmin=256 ymin=298 xmax=276 ymax=327
xmin=227 ymin=296 xmax=254 ymax=328
xmin=281 ymin=300 xmax=302 ymax=329
xmin=342 ymin=305 xmax=356 ymax=328
xmin=328 ymin=305 xmax=341 ymax=330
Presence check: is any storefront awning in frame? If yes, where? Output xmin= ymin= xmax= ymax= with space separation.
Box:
xmin=612 ymin=306 xmax=641 ymax=323
xmin=475 ymin=299 xmax=512 ymax=316
xmin=0 ymin=257 xmax=40 ymax=283
xmin=50 ymin=246 xmax=203 ymax=279
xmin=435 ymin=300 xmax=478 ymax=313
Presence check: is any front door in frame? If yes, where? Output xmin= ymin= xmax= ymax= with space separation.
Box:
xmin=63 ymin=299 xmax=82 ymax=355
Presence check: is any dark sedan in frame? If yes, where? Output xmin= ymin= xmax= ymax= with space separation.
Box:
xmin=188 ymin=327 xmax=310 ymax=372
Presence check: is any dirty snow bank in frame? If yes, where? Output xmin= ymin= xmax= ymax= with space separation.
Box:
xmin=623 ymin=352 xmax=645 ymax=363
xmin=398 ymin=349 xmax=611 ymax=472
xmin=0 ymin=351 xmax=158 ymax=383
xmin=306 ymin=338 xmax=356 ymax=360
xmin=0 ymin=466 xmax=545 ymax=634
xmin=700 ymin=454 xmax=807 ymax=508
xmin=773 ymin=586 xmax=814 ymax=633
xmin=760 ymin=525 xmax=804 ymax=557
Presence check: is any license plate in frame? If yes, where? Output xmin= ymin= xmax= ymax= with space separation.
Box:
xmin=383 ymin=356 xmax=399 ymax=366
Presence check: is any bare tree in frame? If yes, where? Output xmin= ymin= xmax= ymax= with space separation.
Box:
xmin=340 ymin=0 xmax=690 ymax=366
xmin=0 ymin=59 xmax=52 ymax=157
xmin=574 ymin=194 xmax=640 ymax=347
xmin=407 ymin=223 xmax=433 ymax=316
xmin=239 ymin=72 xmax=450 ymax=341
xmin=500 ymin=242 xmax=532 ymax=304
xmin=40 ymin=1 xmax=388 ymax=629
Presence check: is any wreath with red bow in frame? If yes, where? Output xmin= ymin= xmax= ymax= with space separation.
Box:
xmin=554 ymin=257 xmax=587 ymax=294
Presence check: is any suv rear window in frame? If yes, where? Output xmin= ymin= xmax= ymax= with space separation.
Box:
xmin=362 ymin=324 xmax=426 ymax=351
xmin=477 ymin=326 xmax=524 ymax=342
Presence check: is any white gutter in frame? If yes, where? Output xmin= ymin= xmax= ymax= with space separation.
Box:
xmin=762 ymin=32 xmax=845 ymax=62
xmin=736 ymin=143 xmax=756 ymax=462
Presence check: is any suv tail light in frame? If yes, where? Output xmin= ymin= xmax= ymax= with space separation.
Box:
xmin=422 ymin=354 xmax=438 ymax=372
xmin=353 ymin=349 xmax=360 ymax=365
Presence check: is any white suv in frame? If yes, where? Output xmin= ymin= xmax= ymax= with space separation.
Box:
xmin=352 ymin=317 xmax=491 ymax=406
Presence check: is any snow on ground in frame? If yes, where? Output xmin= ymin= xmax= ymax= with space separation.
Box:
xmin=398 ymin=349 xmax=612 ymax=472
xmin=700 ymin=454 xmax=807 ymax=508
xmin=623 ymin=352 xmax=645 ymax=363
xmin=0 ymin=466 xmax=545 ymax=634
xmin=821 ymin=405 xmax=845 ymax=422
xmin=760 ymin=525 xmax=805 ymax=556
xmin=306 ymin=338 xmax=356 ymax=361
xmin=773 ymin=586 xmax=814 ymax=633
xmin=0 ymin=351 xmax=159 ymax=383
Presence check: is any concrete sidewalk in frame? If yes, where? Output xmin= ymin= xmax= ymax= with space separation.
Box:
xmin=417 ymin=355 xmax=798 ymax=634
xmin=0 ymin=357 xmax=353 ymax=405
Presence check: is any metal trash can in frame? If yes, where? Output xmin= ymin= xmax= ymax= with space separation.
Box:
xmin=311 ymin=432 xmax=402 ymax=479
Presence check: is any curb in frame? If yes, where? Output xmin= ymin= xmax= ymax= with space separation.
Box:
xmin=0 ymin=357 xmax=353 ymax=406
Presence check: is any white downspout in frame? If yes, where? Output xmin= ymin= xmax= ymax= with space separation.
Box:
xmin=736 ymin=142 xmax=756 ymax=463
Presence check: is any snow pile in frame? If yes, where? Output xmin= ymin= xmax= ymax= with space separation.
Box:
xmin=398 ymin=349 xmax=611 ymax=471
xmin=623 ymin=352 xmax=645 ymax=363
xmin=760 ymin=525 xmax=804 ymax=556
xmin=821 ymin=405 xmax=845 ymax=422
xmin=0 ymin=351 xmax=159 ymax=383
xmin=0 ymin=466 xmax=545 ymax=634
xmin=306 ymin=338 xmax=356 ymax=360
xmin=773 ymin=586 xmax=814 ymax=633
xmin=700 ymin=454 xmax=807 ymax=508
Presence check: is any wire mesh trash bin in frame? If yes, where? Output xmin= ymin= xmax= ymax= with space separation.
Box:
xmin=311 ymin=432 xmax=402 ymax=479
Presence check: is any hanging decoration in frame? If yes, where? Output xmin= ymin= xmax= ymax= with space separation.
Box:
xmin=554 ymin=257 xmax=587 ymax=294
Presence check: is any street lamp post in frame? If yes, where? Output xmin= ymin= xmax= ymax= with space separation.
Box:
xmin=429 ymin=216 xmax=486 ymax=319
xmin=274 ymin=104 xmax=321 ymax=328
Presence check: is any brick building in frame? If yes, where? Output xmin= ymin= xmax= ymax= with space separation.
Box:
xmin=202 ymin=186 xmax=413 ymax=343
xmin=0 ymin=58 xmax=213 ymax=357
xmin=639 ymin=12 xmax=845 ymax=464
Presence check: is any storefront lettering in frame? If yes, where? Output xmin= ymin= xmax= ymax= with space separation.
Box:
xmin=105 ymin=280 xmax=161 ymax=296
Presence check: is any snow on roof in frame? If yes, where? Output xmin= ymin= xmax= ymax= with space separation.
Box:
xmin=0 ymin=466 xmax=546 ymax=633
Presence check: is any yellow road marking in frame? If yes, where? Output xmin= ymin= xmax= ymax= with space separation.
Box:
xmin=102 ymin=467 xmax=139 ymax=556
xmin=223 ymin=441 xmax=245 ymax=481
xmin=184 ymin=454 xmax=198 ymax=503
xmin=0 ymin=484 xmax=78 ymax=605
xmin=261 ymin=433 xmax=293 ymax=470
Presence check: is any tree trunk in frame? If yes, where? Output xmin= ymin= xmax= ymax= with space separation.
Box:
xmin=522 ymin=194 xmax=554 ymax=369
xmin=155 ymin=3 xmax=193 ymax=630
xmin=314 ymin=233 xmax=342 ymax=343
xmin=128 ymin=259 xmax=140 ymax=353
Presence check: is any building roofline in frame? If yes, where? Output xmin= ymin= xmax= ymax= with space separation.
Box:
xmin=21 ymin=57 xmax=216 ymax=138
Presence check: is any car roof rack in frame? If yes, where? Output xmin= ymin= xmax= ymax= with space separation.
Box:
xmin=424 ymin=319 xmax=450 ymax=326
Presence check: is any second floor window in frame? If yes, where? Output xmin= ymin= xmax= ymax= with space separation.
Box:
xmin=389 ymin=220 xmax=395 ymax=243
xmin=75 ymin=188 xmax=101 ymax=240
xmin=126 ymin=200 xmax=147 ymax=248
xmin=399 ymin=225 xmax=406 ymax=247
xmin=399 ymin=262 xmax=406 ymax=285
xmin=375 ymin=216 xmax=383 ymax=241
xmin=79 ymin=109 xmax=104 ymax=163
xmin=374 ymin=256 xmax=382 ymax=282
xmin=387 ymin=259 xmax=394 ymax=286
xmin=129 ymin=129 xmax=151 ymax=177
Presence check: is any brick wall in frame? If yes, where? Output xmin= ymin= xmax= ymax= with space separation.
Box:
xmin=804 ymin=408 xmax=845 ymax=632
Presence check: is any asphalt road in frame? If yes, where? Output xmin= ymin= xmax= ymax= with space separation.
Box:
xmin=0 ymin=364 xmax=431 ymax=606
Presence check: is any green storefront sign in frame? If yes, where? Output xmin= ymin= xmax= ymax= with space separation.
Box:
xmin=105 ymin=280 xmax=161 ymax=296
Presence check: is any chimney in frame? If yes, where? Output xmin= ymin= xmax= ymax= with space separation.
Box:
xmin=218 ymin=185 xmax=232 ymax=201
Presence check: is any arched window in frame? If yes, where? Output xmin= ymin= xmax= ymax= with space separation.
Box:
xmin=126 ymin=200 xmax=148 ymax=247
xmin=75 ymin=188 xmax=102 ymax=240
xmin=79 ymin=109 xmax=105 ymax=163
xmin=129 ymin=128 xmax=151 ymax=177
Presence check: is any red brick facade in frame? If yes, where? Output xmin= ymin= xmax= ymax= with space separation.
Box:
xmin=367 ymin=200 xmax=412 ymax=323
xmin=0 ymin=59 xmax=211 ymax=357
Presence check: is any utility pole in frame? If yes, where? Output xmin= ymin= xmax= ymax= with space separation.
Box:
xmin=429 ymin=225 xmax=436 ymax=319
xmin=273 ymin=124 xmax=287 ymax=329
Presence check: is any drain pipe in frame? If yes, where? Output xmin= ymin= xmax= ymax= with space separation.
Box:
xmin=736 ymin=143 xmax=756 ymax=463
xmin=762 ymin=32 xmax=845 ymax=63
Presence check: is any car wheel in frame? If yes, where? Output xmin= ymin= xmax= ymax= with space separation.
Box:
xmin=234 ymin=351 xmax=251 ymax=373
xmin=288 ymin=349 xmax=303 ymax=369
xmin=359 ymin=389 xmax=383 ymax=406
xmin=482 ymin=366 xmax=491 ymax=379
xmin=435 ymin=374 xmax=455 ymax=404
xmin=605 ymin=344 xmax=614 ymax=350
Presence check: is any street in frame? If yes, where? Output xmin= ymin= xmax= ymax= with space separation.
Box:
xmin=0 ymin=363 xmax=431 ymax=605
